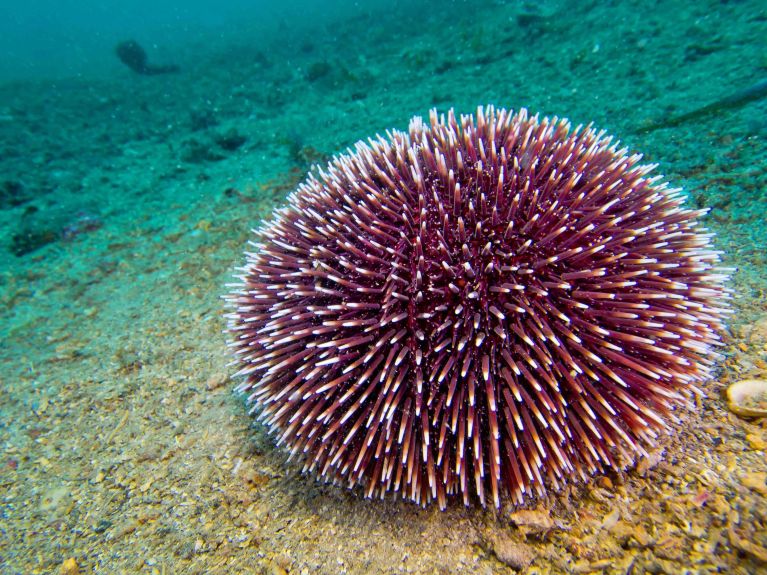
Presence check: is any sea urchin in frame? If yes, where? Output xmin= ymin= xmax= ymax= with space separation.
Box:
xmin=225 ymin=106 xmax=730 ymax=508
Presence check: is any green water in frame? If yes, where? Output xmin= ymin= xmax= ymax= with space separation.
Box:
xmin=1 ymin=1 xmax=765 ymax=573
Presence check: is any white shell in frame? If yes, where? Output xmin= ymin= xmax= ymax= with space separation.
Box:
xmin=727 ymin=379 xmax=767 ymax=418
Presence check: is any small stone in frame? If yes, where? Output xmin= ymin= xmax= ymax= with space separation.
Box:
xmin=742 ymin=472 xmax=767 ymax=495
xmin=607 ymin=520 xmax=634 ymax=543
xmin=746 ymin=433 xmax=767 ymax=450
xmin=214 ymin=128 xmax=247 ymax=151
xmin=509 ymin=508 xmax=555 ymax=534
xmin=600 ymin=508 xmax=621 ymax=531
xmin=691 ymin=489 xmax=710 ymax=507
xmin=275 ymin=553 xmax=292 ymax=571
xmin=60 ymin=557 xmax=79 ymax=575
xmin=707 ymin=494 xmax=731 ymax=516
xmin=636 ymin=448 xmax=664 ymax=476
xmin=196 ymin=219 xmax=212 ymax=232
xmin=92 ymin=519 xmax=112 ymax=534
xmin=112 ymin=520 xmax=138 ymax=540
xmin=206 ymin=373 xmax=228 ymax=391
xmin=596 ymin=476 xmax=613 ymax=490
xmin=586 ymin=559 xmax=614 ymax=570
xmin=631 ymin=524 xmax=653 ymax=548
xmin=571 ymin=559 xmax=593 ymax=573
xmin=747 ymin=316 xmax=767 ymax=345
xmin=491 ymin=536 xmax=536 ymax=570
xmin=729 ymin=524 xmax=767 ymax=563
xmin=40 ymin=486 xmax=71 ymax=514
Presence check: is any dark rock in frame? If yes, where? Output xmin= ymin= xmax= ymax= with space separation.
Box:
xmin=115 ymin=40 xmax=179 ymax=75
xmin=305 ymin=61 xmax=332 ymax=82
xmin=180 ymin=139 xmax=224 ymax=163
xmin=10 ymin=228 xmax=57 ymax=257
xmin=92 ymin=519 xmax=112 ymax=534
xmin=1 ymin=180 xmax=30 ymax=209
xmin=214 ymin=128 xmax=247 ymax=151
xmin=516 ymin=11 xmax=547 ymax=29
xmin=61 ymin=212 xmax=103 ymax=241
xmin=190 ymin=109 xmax=218 ymax=131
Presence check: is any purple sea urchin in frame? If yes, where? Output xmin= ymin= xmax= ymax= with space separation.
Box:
xmin=226 ymin=107 xmax=730 ymax=508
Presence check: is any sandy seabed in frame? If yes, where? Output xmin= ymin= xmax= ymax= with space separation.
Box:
xmin=1 ymin=1 xmax=766 ymax=573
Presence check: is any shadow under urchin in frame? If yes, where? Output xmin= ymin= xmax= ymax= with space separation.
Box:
xmin=225 ymin=106 xmax=731 ymax=509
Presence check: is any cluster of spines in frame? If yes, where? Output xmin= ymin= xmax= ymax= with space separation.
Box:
xmin=226 ymin=106 xmax=731 ymax=508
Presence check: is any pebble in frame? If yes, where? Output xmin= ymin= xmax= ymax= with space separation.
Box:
xmin=746 ymin=315 xmax=767 ymax=345
xmin=490 ymin=536 xmax=535 ymax=570
xmin=509 ymin=508 xmax=556 ymax=534
xmin=746 ymin=433 xmax=767 ymax=450
xmin=600 ymin=508 xmax=621 ymax=531
xmin=741 ymin=472 xmax=767 ymax=495
xmin=206 ymin=373 xmax=228 ymax=391
xmin=636 ymin=448 xmax=664 ymax=476
xmin=596 ymin=476 xmax=613 ymax=490
xmin=573 ymin=558 xmax=614 ymax=573
xmin=729 ymin=524 xmax=767 ymax=563
xmin=60 ymin=557 xmax=79 ymax=575
xmin=111 ymin=519 xmax=138 ymax=540
xmin=40 ymin=486 xmax=72 ymax=515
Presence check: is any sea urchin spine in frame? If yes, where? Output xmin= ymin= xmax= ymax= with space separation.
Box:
xmin=225 ymin=106 xmax=731 ymax=508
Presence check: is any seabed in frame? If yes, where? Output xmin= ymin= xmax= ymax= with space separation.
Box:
xmin=1 ymin=1 xmax=766 ymax=573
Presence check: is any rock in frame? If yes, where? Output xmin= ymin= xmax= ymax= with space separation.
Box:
xmin=746 ymin=315 xmax=767 ymax=345
xmin=40 ymin=486 xmax=72 ymax=515
xmin=509 ymin=508 xmax=555 ymax=534
xmin=606 ymin=520 xmax=634 ymax=544
xmin=190 ymin=108 xmax=218 ymax=131
xmin=741 ymin=472 xmax=767 ymax=495
xmin=10 ymin=227 xmax=58 ymax=257
xmin=206 ymin=373 xmax=228 ymax=391
xmin=214 ymin=128 xmax=247 ymax=151
xmin=746 ymin=433 xmax=767 ymax=450
xmin=305 ymin=61 xmax=331 ymax=82
xmin=180 ymin=139 xmax=224 ymax=163
xmin=599 ymin=508 xmax=621 ymax=531
xmin=60 ymin=557 xmax=79 ymax=575
xmin=596 ymin=476 xmax=613 ymax=490
xmin=636 ymin=447 xmax=665 ymax=476
xmin=729 ymin=524 xmax=767 ymax=563
xmin=1 ymin=179 xmax=31 ymax=208
xmin=115 ymin=40 xmax=179 ymax=75
xmin=491 ymin=535 xmax=536 ymax=570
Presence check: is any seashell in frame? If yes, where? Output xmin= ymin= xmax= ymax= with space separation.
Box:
xmin=727 ymin=379 xmax=767 ymax=418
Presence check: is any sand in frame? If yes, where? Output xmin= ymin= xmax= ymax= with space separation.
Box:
xmin=1 ymin=0 xmax=766 ymax=573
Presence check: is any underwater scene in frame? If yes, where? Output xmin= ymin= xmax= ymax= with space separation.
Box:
xmin=1 ymin=0 xmax=766 ymax=573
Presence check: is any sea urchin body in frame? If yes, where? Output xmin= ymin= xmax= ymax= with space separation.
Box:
xmin=226 ymin=107 xmax=730 ymax=508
